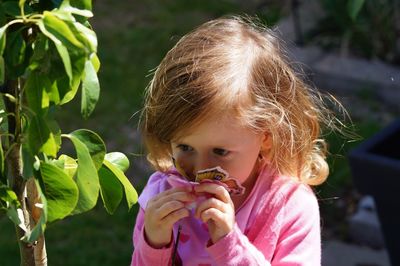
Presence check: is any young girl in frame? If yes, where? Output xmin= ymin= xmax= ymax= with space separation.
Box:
xmin=131 ymin=16 xmax=337 ymax=265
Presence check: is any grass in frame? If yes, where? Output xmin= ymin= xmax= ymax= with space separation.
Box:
xmin=0 ymin=203 xmax=140 ymax=266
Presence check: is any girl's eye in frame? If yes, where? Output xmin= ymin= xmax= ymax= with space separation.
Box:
xmin=213 ymin=148 xmax=229 ymax=156
xmin=177 ymin=144 xmax=193 ymax=152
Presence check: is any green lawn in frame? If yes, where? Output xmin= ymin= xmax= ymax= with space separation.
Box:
xmin=0 ymin=203 xmax=139 ymax=266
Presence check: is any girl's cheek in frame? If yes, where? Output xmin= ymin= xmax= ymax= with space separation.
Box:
xmin=174 ymin=153 xmax=195 ymax=180
xmin=228 ymin=161 xmax=255 ymax=183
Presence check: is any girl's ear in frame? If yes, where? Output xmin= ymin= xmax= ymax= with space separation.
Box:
xmin=261 ymin=133 xmax=272 ymax=151
xmin=260 ymin=133 xmax=273 ymax=162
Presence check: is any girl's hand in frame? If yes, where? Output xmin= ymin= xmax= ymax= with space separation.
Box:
xmin=194 ymin=183 xmax=235 ymax=244
xmin=144 ymin=187 xmax=195 ymax=248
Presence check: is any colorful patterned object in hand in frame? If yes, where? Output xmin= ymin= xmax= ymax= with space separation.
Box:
xmin=196 ymin=166 xmax=245 ymax=196
xmin=169 ymin=159 xmax=245 ymax=196
xmin=196 ymin=166 xmax=228 ymax=182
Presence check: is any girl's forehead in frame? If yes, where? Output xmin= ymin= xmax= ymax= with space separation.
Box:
xmin=173 ymin=112 xmax=250 ymax=140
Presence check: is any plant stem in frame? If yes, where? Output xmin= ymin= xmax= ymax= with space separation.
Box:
xmin=27 ymin=178 xmax=48 ymax=266
xmin=34 ymin=235 xmax=47 ymax=266
xmin=4 ymin=79 xmax=35 ymax=266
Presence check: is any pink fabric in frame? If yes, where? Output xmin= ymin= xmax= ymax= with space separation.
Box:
xmin=131 ymin=166 xmax=321 ymax=265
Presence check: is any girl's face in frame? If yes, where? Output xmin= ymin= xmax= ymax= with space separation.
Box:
xmin=171 ymin=113 xmax=269 ymax=187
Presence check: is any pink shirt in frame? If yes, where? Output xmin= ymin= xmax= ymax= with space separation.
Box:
xmin=131 ymin=166 xmax=321 ymax=265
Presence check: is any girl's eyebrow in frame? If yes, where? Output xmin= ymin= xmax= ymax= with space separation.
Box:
xmin=170 ymin=137 xmax=187 ymax=143
xmin=172 ymin=141 xmax=189 ymax=145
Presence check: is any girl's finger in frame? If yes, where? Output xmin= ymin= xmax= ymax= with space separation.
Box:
xmin=157 ymin=200 xmax=186 ymax=220
xmin=151 ymin=186 xmax=192 ymax=202
xmin=195 ymin=197 xmax=226 ymax=219
xmin=200 ymin=208 xmax=225 ymax=225
xmin=149 ymin=190 xmax=195 ymax=210
xmin=194 ymin=183 xmax=231 ymax=203
xmin=159 ymin=192 xmax=196 ymax=206
xmin=162 ymin=208 xmax=190 ymax=227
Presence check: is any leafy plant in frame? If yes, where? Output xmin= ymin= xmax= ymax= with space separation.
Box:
xmin=307 ymin=0 xmax=399 ymax=64
xmin=0 ymin=0 xmax=138 ymax=265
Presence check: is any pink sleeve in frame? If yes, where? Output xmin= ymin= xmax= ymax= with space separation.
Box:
xmin=207 ymin=223 xmax=272 ymax=266
xmin=130 ymin=208 xmax=173 ymax=266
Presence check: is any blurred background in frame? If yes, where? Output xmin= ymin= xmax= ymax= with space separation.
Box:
xmin=1 ymin=0 xmax=399 ymax=265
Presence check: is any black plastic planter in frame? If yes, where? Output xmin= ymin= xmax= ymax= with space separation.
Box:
xmin=349 ymin=119 xmax=400 ymax=266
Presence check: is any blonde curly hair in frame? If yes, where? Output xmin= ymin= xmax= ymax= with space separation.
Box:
xmin=140 ymin=16 xmax=342 ymax=186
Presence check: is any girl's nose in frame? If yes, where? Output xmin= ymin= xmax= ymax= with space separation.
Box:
xmin=193 ymin=155 xmax=214 ymax=175
xmin=175 ymin=153 xmax=215 ymax=181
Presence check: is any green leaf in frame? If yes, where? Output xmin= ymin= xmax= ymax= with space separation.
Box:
xmin=0 ymin=24 xmax=7 ymax=55
xmin=22 ymin=179 xmax=47 ymax=243
xmin=98 ymin=166 xmax=123 ymax=214
xmin=57 ymin=50 xmax=86 ymax=105
xmin=73 ymin=22 xmax=97 ymax=52
xmin=54 ymin=41 xmax=73 ymax=81
xmin=42 ymin=11 xmax=84 ymax=49
xmin=347 ymin=0 xmax=365 ymax=21
xmin=58 ymin=154 xmax=78 ymax=179
xmin=0 ymin=185 xmax=20 ymax=208
xmin=46 ymin=113 xmax=62 ymax=151
xmin=63 ymin=131 xmax=101 ymax=214
xmin=40 ymin=162 xmax=78 ymax=222
xmin=105 ymin=152 xmax=130 ymax=172
xmin=27 ymin=115 xmax=60 ymax=157
xmin=0 ymin=56 xmax=4 ymax=85
xmin=7 ymin=205 xmax=27 ymax=232
xmin=37 ymin=20 xmax=73 ymax=83
xmin=51 ymin=9 xmax=76 ymax=23
xmin=5 ymin=29 xmax=26 ymax=67
xmin=81 ymin=57 xmax=99 ymax=119
xmin=3 ymin=27 xmax=31 ymax=79
xmin=69 ymin=129 xmax=105 ymax=169
xmin=0 ymin=185 xmax=26 ymax=232
xmin=0 ymin=136 xmax=4 ymax=183
xmin=45 ymin=82 xmax=61 ymax=104
xmin=91 ymin=53 xmax=100 ymax=72
xmin=60 ymin=0 xmax=93 ymax=17
xmin=36 ymin=20 xmax=61 ymax=46
xmin=28 ymin=33 xmax=50 ymax=72
xmin=24 ymin=73 xmax=51 ymax=115
xmin=103 ymin=160 xmax=137 ymax=209
xmin=49 ymin=13 xmax=97 ymax=54
xmin=70 ymin=0 xmax=92 ymax=11
xmin=57 ymin=72 xmax=81 ymax=104
xmin=38 ymin=13 xmax=91 ymax=97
